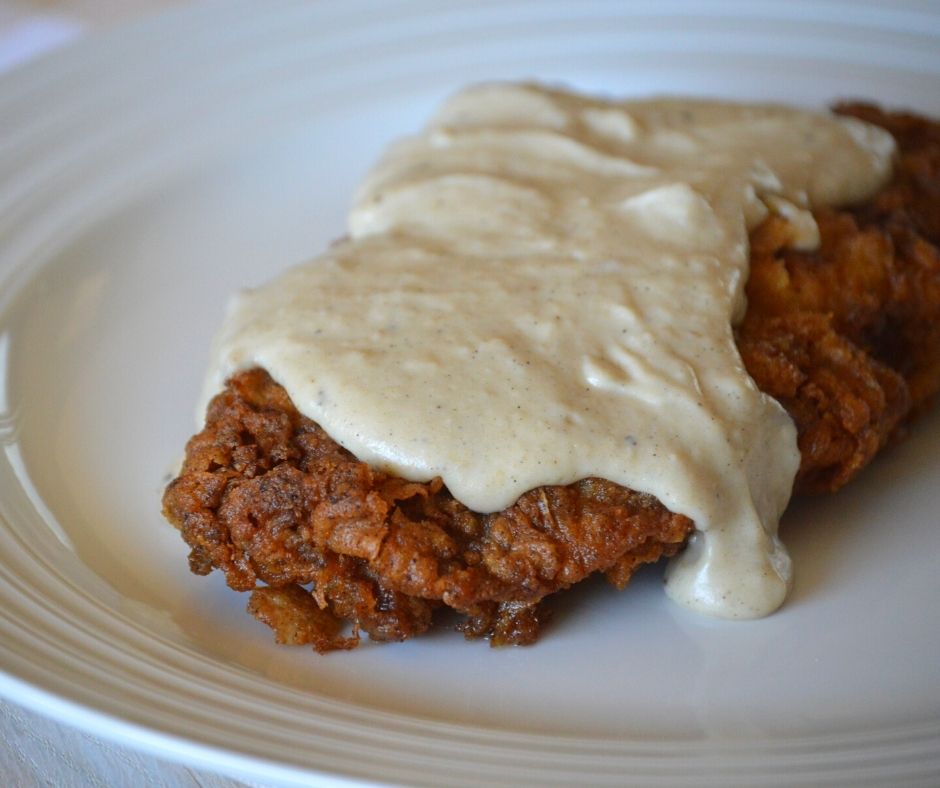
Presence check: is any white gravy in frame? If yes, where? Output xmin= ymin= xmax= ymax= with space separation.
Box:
xmin=203 ymin=84 xmax=894 ymax=618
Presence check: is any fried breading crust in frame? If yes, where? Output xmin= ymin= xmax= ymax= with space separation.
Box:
xmin=164 ymin=368 xmax=693 ymax=649
xmin=163 ymin=105 xmax=940 ymax=650
xmin=739 ymin=104 xmax=940 ymax=492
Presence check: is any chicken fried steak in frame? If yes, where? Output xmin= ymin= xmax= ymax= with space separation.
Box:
xmin=162 ymin=104 xmax=940 ymax=650
xmin=166 ymin=368 xmax=693 ymax=650
xmin=738 ymin=103 xmax=940 ymax=492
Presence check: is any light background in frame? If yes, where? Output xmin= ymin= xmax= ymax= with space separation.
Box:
xmin=0 ymin=2 xmax=253 ymax=785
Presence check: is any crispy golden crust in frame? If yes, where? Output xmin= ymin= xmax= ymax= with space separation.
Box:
xmin=738 ymin=104 xmax=940 ymax=492
xmin=163 ymin=369 xmax=693 ymax=647
xmin=163 ymin=104 xmax=940 ymax=650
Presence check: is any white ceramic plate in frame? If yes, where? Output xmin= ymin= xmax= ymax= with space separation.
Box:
xmin=1 ymin=2 xmax=939 ymax=785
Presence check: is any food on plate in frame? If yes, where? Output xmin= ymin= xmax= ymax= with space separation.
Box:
xmin=162 ymin=84 xmax=940 ymax=650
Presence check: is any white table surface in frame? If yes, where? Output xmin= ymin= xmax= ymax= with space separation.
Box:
xmin=0 ymin=6 xmax=265 ymax=786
